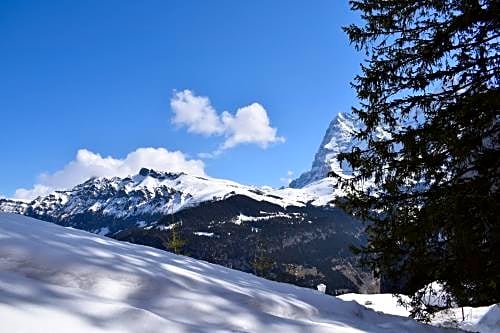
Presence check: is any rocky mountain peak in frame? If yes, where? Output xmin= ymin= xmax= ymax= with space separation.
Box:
xmin=138 ymin=168 xmax=185 ymax=180
xmin=289 ymin=112 xmax=360 ymax=188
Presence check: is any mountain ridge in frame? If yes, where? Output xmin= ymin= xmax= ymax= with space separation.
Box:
xmin=0 ymin=167 xmax=342 ymax=223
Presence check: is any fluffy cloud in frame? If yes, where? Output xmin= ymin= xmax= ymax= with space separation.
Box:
xmin=170 ymin=90 xmax=223 ymax=136
xmin=13 ymin=147 xmax=206 ymax=200
xmin=170 ymin=90 xmax=285 ymax=151
xmin=280 ymin=170 xmax=295 ymax=186
xmin=221 ymin=103 xmax=285 ymax=149
xmin=14 ymin=185 xmax=53 ymax=201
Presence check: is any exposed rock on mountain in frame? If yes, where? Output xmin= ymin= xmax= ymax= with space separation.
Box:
xmin=290 ymin=112 xmax=360 ymax=188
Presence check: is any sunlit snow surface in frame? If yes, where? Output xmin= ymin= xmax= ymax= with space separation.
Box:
xmin=339 ymin=293 xmax=499 ymax=333
xmin=0 ymin=213 xmax=463 ymax=333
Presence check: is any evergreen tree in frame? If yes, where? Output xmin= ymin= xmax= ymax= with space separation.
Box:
xmin=164 ymin=222 xmax=186 ymax=255
xmin=252 ymin=237 xmax=274 ymax=278
xmin=339 ymin=0 xmax=499 ymax=319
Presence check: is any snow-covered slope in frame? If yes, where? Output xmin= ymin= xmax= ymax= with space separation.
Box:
xmin=290 ymin=112 xmax=360 ymax=188
xmin=0 ymin=168 xmax=339 ymax=222
xmin=338 ymin=293 xmax=412 ymax=317
xmin=338 ymin=293 xmax=500 ymax=333
xmin=0 ymin=213 xmax=459 ymax=333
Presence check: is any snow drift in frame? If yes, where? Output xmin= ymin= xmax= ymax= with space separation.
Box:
xmin=0 ymin=213 xmax=460 ymax=333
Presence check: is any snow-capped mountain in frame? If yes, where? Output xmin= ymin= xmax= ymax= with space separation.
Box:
xmin=0 ymin=113 xmax=365 ymax=225
xmin=290 ymin=112 xmax=360 ymax=188
xmin=0 ymin=167 xmax=341 ymax=223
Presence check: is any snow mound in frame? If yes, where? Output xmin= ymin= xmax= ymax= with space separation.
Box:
xmin=339 ymin=293 xmax=499 ymax=333
xmin=432 ymin=304 xmax=500 ymax=333
xmin=417 ymin=281 xmax=457 ymax=308
xmin=0 ymin=213 xmax=459 ymax=333
xmin=477 ymin=305 xmax=500 ymax=333
xmin=338 ymin=293 xmax=411 ymax=317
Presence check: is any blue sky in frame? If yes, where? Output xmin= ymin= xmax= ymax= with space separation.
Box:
xmin=0 ymin=0 xmax=362 ymax=199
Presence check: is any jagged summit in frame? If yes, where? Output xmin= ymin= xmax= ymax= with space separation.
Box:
xmin=137 ymin=167 xmax=185 ymax=179
xmin=290 ymin=112 xmax=360 ymax=188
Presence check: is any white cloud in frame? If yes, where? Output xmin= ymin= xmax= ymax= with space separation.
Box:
xmin=197 ymin=151 xmax=222 ymax=159
xmin=221 ymin=103 xmax=285 ymax=149
xmin=14 ymin=185 xmax=53 ymax=201
xmin=170 ymin=90 xmax=285 ymax=152
xmin=170 ymin=90 xmax=223 ymax=136
xmin=280 ymin=170 xmax=294 ymax=186
xmin=13 ymin=147 xmax=206 ymax=200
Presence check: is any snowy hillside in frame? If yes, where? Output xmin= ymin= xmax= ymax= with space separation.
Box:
xmin=0 ymin=213 xmax=459 ymax=333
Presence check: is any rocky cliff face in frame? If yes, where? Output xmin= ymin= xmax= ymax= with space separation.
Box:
xmin=290 ymin=112 xmax=360 ymax=188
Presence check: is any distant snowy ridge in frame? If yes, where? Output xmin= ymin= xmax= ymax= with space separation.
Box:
xmin=0 ymin=168 xmax=342 ymax=222
xmin=0 ymin=213 xmax=460 ymax=333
